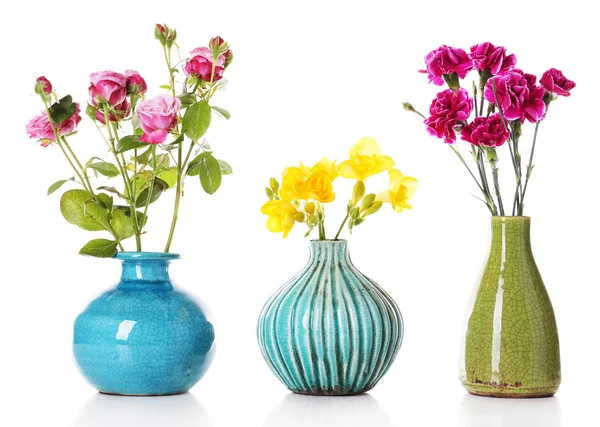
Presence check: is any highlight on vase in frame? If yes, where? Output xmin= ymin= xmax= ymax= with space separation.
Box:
xmin=257 ymin=137 xmax=417 ymax=395
xmin=25 ymin=23 xmax=234 ymax=395
xmin=406 ymin=42 xmax=574 ymax=398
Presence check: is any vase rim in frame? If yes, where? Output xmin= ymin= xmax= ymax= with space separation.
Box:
xmin=115 ymin=251 xmax=180 ymax=261
xmin=309 ymin=239 xmax=348 ymax=243
xmin=491 ymin=216 xmax=531 ymax=221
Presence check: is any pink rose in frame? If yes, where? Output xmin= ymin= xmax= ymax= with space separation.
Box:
xmin=460 ymin=114 xmax=509 ymax=147
xmin=125 ymin=70 xmax=147 ymax=95
xmin=484 ymin=69 xmax=546 ymax=123
xmin=89 ymin=71 xmax=128 ymax=106
xmin=540 ymin=68 xmax=575 ymax=97
xmin=184 ymin=47 xmax=226 ymax=82
xmin=420 ymin=45 xmax=474 ymax=86
xmin=35 ymin=76 xmax=52 ymax=95
xmin=470 ymin=42 xmax=516 ymax=75
xmin=425 ymin=88 xmax=474 ymax=143
xmin=136 ymin=94 xmax=181 ymax=144
xmin=26 ymin=103 xmax=82 ymax=146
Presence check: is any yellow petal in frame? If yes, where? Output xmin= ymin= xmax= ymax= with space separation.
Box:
xmin=339 ymin=160 xmax=360 ymax=179
xmin=377 ymin=189 xmax=390 ymax=203
xmin=349 ymin=137 xmax=381 ymax=157
xmin=370 ymin=156 xmax=395 ymax=175
xmin=261 ymin=200 xmax=278 ymax=215
xmin=388 ymin=168 xmax=404 ymax=181
xmin=401 ymin=176 xmax=418 ymax=199
xmin=266 ymin=215 xmax=281 ymax=233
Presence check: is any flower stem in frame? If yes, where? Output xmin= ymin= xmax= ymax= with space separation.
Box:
xmin=450 ymin=145 xmax=496 ymax=215
xmin=164 ymin=143 xmax=182 ymax=252
xmin=491 ymin=163 xmax=505 ymax=216
xmin=141 ymin=144 xmax=157 ymax=229
xmin=334 ymin=213 xmax=350 ymax=240
xmin=519 ymin=121 xmax=540 ymax=215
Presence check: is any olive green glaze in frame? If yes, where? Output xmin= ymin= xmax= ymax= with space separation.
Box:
xmin=461 ymin=217 xmax=560 ymax=398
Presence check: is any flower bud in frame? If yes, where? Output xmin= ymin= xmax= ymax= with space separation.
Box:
xmin=293 ymin=212 xmax=306 ymax=222
xmin=86 ymin=104 xmax=98 ymax=121
xmin=364 ymin=201 xmax=382 ymax=216
xmin=307 ymin=214 xmax=318 ymax=226
xmin=353 ymin=218 xmax=365 ymax=226
xmin=361 ymin=194 xmax=376 ymax=211
xmin=265 ymin=187 xmax=274 ymax=199
xmin=35 ymin=76 xmax=52 ymax=95
xmin=155 ymin=23 xmax=177 ymax=47
xmin=270 ymin=177 xmax=280 ymax=194
xmin=352 ymin=181 xmax=365 ymax=205
xmin=305 ymin=202 xmax=316 ymax=215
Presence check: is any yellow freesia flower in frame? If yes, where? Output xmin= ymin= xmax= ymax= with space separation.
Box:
xmin=261 ymin=199 xmax=298 ymax=238
xmin=340 ymin=137 xmax=395 ymax=181
xmin=378 ymin=169 xmax=418 ymax=213
xmin=281 ymin=159 xmax=337 ymax=203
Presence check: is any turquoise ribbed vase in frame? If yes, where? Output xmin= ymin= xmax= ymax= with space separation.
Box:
xmin=257 ymin=240 xmax=403 ymax=396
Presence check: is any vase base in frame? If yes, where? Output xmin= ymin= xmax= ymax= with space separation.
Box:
xmin=463 ymin=382 xmax=558 ymax=399
xmin=99 ymin=390 xmax=189 ymax=397
xmin=290 ymin=386 xmax=373 ymax=397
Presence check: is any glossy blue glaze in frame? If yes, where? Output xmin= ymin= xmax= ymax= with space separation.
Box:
xmin=73 ymin=252 xmax=215 ymax=396
xmin=257 ymin=240 xmax=403 ymax=395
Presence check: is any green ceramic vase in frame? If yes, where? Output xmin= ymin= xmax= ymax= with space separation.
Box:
xmin=460 ymin=217 xmax=560 ymax=398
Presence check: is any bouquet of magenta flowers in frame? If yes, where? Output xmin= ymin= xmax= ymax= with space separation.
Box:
xmin=405 ymin=42 xmax=575 ymax=216
xmin=25 ymin=24 xmax=233 ymax=256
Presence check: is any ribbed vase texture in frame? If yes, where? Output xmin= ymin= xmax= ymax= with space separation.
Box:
xmin=257 ymin=240 xmax=402 ymax=395
xmin=460 ymin=217 xmax=560 ymax=398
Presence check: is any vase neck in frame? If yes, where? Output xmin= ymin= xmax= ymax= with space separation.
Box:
xmin=309 ymin=240 xmax=350 ymax=263
xmin=116 ymin=252 xmax=178 ymax=291
xmin=489 ymin=216 xmax=532 ymax=252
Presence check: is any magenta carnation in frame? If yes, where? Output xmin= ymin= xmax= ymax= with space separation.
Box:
xmin=420 ymin=45 xmax=474 ymax=86
xmin=540 ymin=68 xmax=576 ymax=97
xmin=484 ymin=70 xmax=546 ymax=123
xmin=460 ymin=114 xmax=509 ymax=147
xmin=470 ymin=42 xmax=516 ymax=75
xmin=425 ymin=88 xmax=474 ymax=143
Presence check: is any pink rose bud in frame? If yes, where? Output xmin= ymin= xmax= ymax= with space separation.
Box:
xmin=420 ymin=45 xmax=474 ymax=86
xmin=35 ymin=76 xmax=52 ymax=95
xmin=26 ymin=103 xmax=82 ymax=146
xmin=125 ymin=70 xmax=147 ymax=95
xmin=184 ymin=47 xmax=225 ymax=82
xmin=460 ymin=114 xmax=509 ymax=147
xmin=425 ymin=88 xmax=474 ymax=143
xmin=89 ymin=70 xmax=128 ymax=107
xmin=470 ymin=42 xmax=516 ymax=76
xmin=155 ymin=23 xmax=176 ymax=47
xmin=484 ymin=69 xmax=546 ymax=123
xmin=540 ymin=68 xmax=575 ymax=97
xmin=136 ymin=94 xmax=181 ymax=144
xmin=209 ymin=36 xmax=225 ymax=50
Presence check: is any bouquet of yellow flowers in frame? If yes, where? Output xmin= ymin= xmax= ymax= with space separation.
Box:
xmin=261 ymin=137 xmax=418 ymax=239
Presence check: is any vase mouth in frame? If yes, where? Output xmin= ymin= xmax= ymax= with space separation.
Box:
xmin=309 ymin=239 xmax=347 ymax=243
xmin=491 ymin=216 xmax=531 ymax=221
xmin=115 ymin=251 xmax=180 ymax=261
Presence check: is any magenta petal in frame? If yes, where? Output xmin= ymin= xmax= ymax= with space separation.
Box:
xmin=140 ymin=130 xmax=168 ymax=144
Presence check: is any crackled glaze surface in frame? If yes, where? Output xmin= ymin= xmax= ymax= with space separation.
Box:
xmin=461 ymin=217 xmax=560 ymax=398
xmin=73 ymin=252 xmax=215 ymax=396
xmin=257 ymin=240 xmax=402 ymax=396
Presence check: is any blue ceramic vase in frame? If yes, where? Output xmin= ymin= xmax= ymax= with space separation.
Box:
xmin=257 ymin=240 xmax=403 ymax=395
xmin=73 ymin=252 xmax=215 ymax=396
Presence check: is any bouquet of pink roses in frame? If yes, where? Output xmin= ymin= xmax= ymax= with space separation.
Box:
xmin=405 ymin=42 xmax=575 ymax=216
xmin=26 ymin=24 xmax=233 ymax=257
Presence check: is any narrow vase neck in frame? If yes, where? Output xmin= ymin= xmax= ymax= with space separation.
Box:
xmin=309 ymin=240 xmax=351 ymax=264
xmin=116 ymin=252 xmax=179 ymax=291
xmin=489 ymin=216 xmax=532 ymax=253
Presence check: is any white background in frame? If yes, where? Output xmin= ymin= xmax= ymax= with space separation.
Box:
xmin=1 ymin=0 xmax=597 ymax=425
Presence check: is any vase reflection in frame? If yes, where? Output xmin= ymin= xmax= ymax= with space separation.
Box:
xmin=264 ymin=393 xmax=393 ymax=427
xmin=459 ymin=394 xmax=561 ymax=427
xmin=73 ymin=392 xmax=211 ymax=427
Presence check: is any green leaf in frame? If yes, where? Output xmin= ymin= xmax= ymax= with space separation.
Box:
xmin=178 ymin=93 xmax=197 ymax=108
xmin=79 ymin=239 xmax=118 ymax=258
xmin=116 ymin=135 xmax=148 ymax=153
xmin=161 ymin=134 xmax=185 ymax=151
xmin=47 ymin=178 xmax=73 ymax=195
xmin=134 ymin=146 xmax=153 ymax=166
xmin=49 ymin=95 xmax=76 ymax=125
xmin=60 ymin=190 xmax=111 ymax=231
xmin=183 ymin=100 xmax=211 ymax=142
xmin=196 ymin=152 xmax=222 ymax=194
xmin=217 ymin=159 xmax=233 ymax=175
xmin=97 ymin=186 xmax=127 ymax=199
xmin=90 ymin=162 xmax=120 ymax=178
xmin=211 ymin=106 xmax=230 ymax=120
xmin=135 ymin=178 xmax=169 ymax=208
xmin=96 ymin=193 xmax=113 ymax=211
xmin=158 ymin=167 xmax=178 ymax=188
xmin=159 ymin=84 xmax=172 ymax=90
xmin=154 ymin=154 xmax=170 ymax=168
xmin=110 ymin=208 xmax=146 ymax=240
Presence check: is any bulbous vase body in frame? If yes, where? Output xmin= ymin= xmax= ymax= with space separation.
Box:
xmin=258 ymin=240 xmax=403 ymax=395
